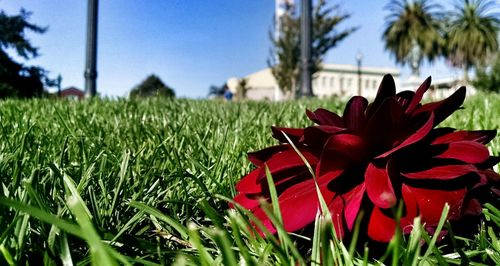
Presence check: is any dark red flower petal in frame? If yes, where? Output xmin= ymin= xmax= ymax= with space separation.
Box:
xmin=367 ymin=184 xmax=421 ymax=242
xmin=479 ymin=169 xmax=500 ymax=183
xmin=367 ymin=74 xmax=396 ymax=118
xmin=367 ymin=207 xmax=397 ymax=242
xmin=306 ymin=108 xmax=344 ymax=126
xmin=277 ymin=175 xmax=336 ymax=232
xmin=433 ymin=141 xmax=490 ymax=164
xmin=364 ymin=98 xmax=405 ymax=149
xmin=432 ymin=130 xmax=497 ymax=145
xmin=462 ymin=198 xmax=482 ymax=216
xmin=275 ymin=170 xmax=311 ymax=192
xmin=343 ymin=96 xmax=368 ymax=132
xmin=316 ymin=134 xmax=368 ymax=176
xmin=375 ymin=112 xmax=434 ymax=158
xmin=247 ymin=175 xmax=336 ymax=235
xmin=315 ymin=168 xmax=344 ymax=183
xmin=415 ymin=87 xmax=466 ymax=125
xmin=365 ymin=163 xmax=396 ymax=209
xmin=475 ymin=171 xmax=489 ymax=187
xmin=401 ymin=164 xmax=477 ymax=180
xmin=329 ymin=195 xmax=346 ymax=239
xmin=406 ymin=76 xmax=431 ymax=114
xmin=395 ymin=90 xmax=415 ymax=110
xmin=343 ymin=183 xmax=366 ymax=230
xmin=477 ymin=156 xmax=500 ymax=169
xmin=406 ymin=185 xmax=466 ymax=224
xmin=248 ymin=145 xmax=289 ymax=166
xmin=400 ymin=184 xmax=418 ymax=225
xmin=252 ymin=206 xmax=277 ymax=234
xmin=235 ymin=169 xmax=262 ymax=193
xmin=428 ymin=127 xmax=457 ymax=139
xmin=302 ymin=125 xmax=346 ymax=150
xmin=233 ymin=192 xmax=262 ymax=210
xmin=258 ymin=149 xmax=318 ymax=181
xmin=271 ymin=127 xmax=304 ymax=143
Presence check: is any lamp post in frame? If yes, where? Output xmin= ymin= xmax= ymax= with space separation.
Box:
xmin=84 ymin=0 xmax=98 ymax=98
xmin=299 ymin=0 xmax=313 ymax=97
xmin=356 ymin=52 xmax=363 ymax=96
xmin=56 ymin=74 xmax=62 ymax=97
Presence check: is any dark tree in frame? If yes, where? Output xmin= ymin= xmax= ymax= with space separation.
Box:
xmin=236 ymin=78 xmax=249 ymax=100
xmin=268 ymin=0 xmax=357 ymax=98
xmin=207 ymin=83 xmax=228 ymax=98
xmin=130 ymin=74 xmax=175 ymax=98
xmin=268 ymin=8 xmax=300 ymax=99
xmin=0 ymin=9 xmax=50 ymax=98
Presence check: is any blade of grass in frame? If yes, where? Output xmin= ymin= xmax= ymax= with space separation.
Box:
xmin=109 ymin=150 xmax=130 ymax=217
xmin=227 ymin=211 xmax=256 ymax=266
xmin=0 ymin=197 xmax=84 ymax=239
xmin=63 ymin=174 xmax=118 ymax=266
xmin=420 ymin=203 xmax=449 ymax=265
xmin=129 ymin=201 xmax=188 ymax=239
xmin=0 ymin=244 xmax=14 ymax=266
xmin=311 ymin=210 xmax=322 ymax=266
xmin=210 ymin=228 xmax=238 ymax=266
xmin=263 ymin=164 xmax=289 ymax=259
xmin=187 ymin=223 xmax=214 ymax=266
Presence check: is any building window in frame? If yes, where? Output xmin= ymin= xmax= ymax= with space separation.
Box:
xmin=330 ymin=77 xmax=334 ymax=87
xmin=322 ymin=77 xmax=327 ymax=87
xmin=372 ymin=80 xmax=377 ymax=89
xmin=347 ymin=78 xmax=352 ymax=88
xmin=339 ymin=77 xmax=344 ymax=90
xmin=365 ymin=79 xmax=370 ymax=89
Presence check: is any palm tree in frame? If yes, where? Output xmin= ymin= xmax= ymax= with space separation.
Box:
xmin=446 ymin=0 xmax=499 ymax=82
xmin=382 ymin=0 xmax=444 ymax=76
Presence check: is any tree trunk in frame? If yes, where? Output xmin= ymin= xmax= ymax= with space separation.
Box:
xmin=463 ymin=65 xmax=469 ymax=85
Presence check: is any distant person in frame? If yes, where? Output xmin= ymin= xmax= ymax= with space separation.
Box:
xmin=223 ymin=88 xmax=233 ymax=101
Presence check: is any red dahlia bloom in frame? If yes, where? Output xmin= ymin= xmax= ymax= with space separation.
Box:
xmin=232 ymin=74 xmax=499 ymax=242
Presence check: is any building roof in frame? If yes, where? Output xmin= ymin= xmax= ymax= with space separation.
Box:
xmin=60 ymin=87 xmax=85 ymax=99
xmin=321 ymin=63 xmax=400 ymax=76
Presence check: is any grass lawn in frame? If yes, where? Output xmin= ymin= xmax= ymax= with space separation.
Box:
xmin=0 ymin=92 xmax=499 ymax=265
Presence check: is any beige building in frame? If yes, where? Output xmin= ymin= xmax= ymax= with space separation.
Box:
xmin=227 ymin=63 xmax=400 ymax=101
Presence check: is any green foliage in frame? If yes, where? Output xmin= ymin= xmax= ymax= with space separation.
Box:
xmin=445 ymin=0 xmax=500 ymax=80
xmin=382 ymin=0 xmax=444 ymax=69
xmin=268 ymin=0 xmax=357 ymax=96
xmin=473 ymin=54 xmax=500 ymax=92
xmin=0 ymin=94 xmax=498 ymax=265
xmin=130 ymin=74 xmax=175 ymax=98
xmin=0 ymin=9 xmax=50 ymax=98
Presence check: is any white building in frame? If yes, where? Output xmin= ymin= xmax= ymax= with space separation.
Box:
xmin=227 ymin=63 xmax=401 ymax=101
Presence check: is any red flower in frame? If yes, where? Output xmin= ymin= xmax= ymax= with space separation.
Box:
xmin=232 ymin=74 xmax=499 ymax=242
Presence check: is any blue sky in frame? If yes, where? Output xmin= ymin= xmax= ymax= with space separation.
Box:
xmin=2 ymin=0 xmax=459 ymax=98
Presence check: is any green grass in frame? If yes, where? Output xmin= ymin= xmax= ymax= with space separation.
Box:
xmin=0 ymin=92 xmax=498 ymax=265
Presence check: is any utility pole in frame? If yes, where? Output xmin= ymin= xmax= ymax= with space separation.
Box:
xmin=299 ymin=0 xmax=313 ymax=97
xmin=84 ymin=0 xmax=98 ymax=98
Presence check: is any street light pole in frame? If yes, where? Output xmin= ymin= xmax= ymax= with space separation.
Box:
xmin=356 ymin=52 xmax=363 ymax=96
xmin=299 ymin=0 xmax=313 ymax=97
xmin=84 ymin=0 xmax=98 ymax=98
